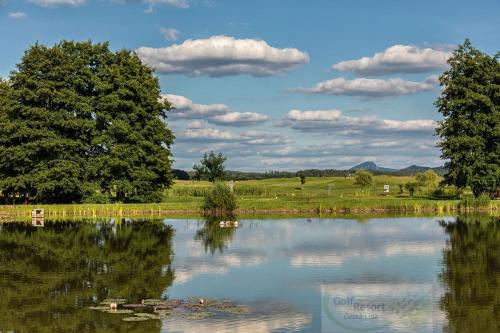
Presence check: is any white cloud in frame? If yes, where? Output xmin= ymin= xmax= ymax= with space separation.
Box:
xmin=159 ymin=27 xmax=179 ymax=41
xmin=145 ymin=0 xmax=189 ymax=8
xmin=8 ymin=11 xmax=26 ymax=18
xmin=28 ymin=0 xmax=85 ymax=6
xmin=176 ymin=127 xmax=291 ymax=145
xmin=177 ymin=128 xmax=240 ymax=142
xmin=136 ymin=35 xmax=309 ymax=77
xmin=332 ymin=44 xmax=451 ymax=75
xmin=126 ymin=0 xmax=189 ymax=9
xmin=283 ymin=109 xmax=436 ymax=134
xmin=162 ymin=94 xmax=229 ymax=119
xmin=287 ymin=109 xmax=342 ymax=122
xmin=208 ymin=112 xmax=269 ymax=126
xmin=294 ymin=76 xmax=437 ymax=97
xmin=186 ymin=120 xmax=206 ymax=129
xmin=163 ymin=94 xmax=269 ymax=126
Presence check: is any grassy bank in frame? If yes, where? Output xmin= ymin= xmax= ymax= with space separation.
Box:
xmin=1 ymin=176 xmax=498 ymax=218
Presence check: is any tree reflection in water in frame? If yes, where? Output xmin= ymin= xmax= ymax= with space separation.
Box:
xmin=0 ymin=219 xmax=174 ymax=333
xmin=439 ymin=215 xmax=500 ymax=333
xmin=195 ymin=215 xmax=238 ymax=254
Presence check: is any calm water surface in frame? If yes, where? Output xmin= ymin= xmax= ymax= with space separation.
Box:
xmin=0 ymin=215 xmax=498 ymax=332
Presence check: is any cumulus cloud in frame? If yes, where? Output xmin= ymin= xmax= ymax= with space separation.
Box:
xmin=28 ymin=0 xmax=85 ymax=6
xmin=164 ymin=94 xmax=269 ymax=126
xmin=332 ymin=44 xmax=451 ymax=75
xmin=8 ymin=11 xmax=26 ymax=18
xmin=294 ymin=76 xmax=437 ymax=98
xmin=159 ymin=27 xmax=179 ymax=41
xmin=208 ymin=112 xmax=269 ymax=126
xmin=162 ymin=94 xmax=229 ymax=119
xmin=283 ymin=109 xmax=436 ymax=134
xmin=136 ymin=35 xmax=309 ymax=77
xmin=186 ymin=120 xmax=206 ymax=129
xmin=176 ymin=127 xmax=291 ymax=145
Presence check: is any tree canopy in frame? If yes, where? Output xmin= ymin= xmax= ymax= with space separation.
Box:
xmin=0 ymin=41 xmax=174 ymax=203
xmin=193 ymin=151 xmax=227 ymax=182
xmin=353 ymin=170 xmax=373 ymax=189
xmin=435 ymin=40 xmax=500 ymax=197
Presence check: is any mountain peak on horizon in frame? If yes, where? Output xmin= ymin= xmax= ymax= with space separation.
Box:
xmin=349 ymin=161 xmax=396 ymax=172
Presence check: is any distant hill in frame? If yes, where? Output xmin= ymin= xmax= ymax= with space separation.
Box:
xmin=349 ymin=161 xmax=397 ymax=172
xmin=349 ymin=161 xmax=446 ymax=176
xmin=174 ymin=161 xmax=447 ymax=180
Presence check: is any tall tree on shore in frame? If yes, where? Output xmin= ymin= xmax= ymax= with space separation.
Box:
xmin=0 ymin=41 xmax=174 ymax=203
xmin=435 ymin=40 xmax=499 ymax=197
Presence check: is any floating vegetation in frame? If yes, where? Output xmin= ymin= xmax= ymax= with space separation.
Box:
xmin=104 ymin=309 xmax=134 ymax=314
xmin=100 ymin=298 xmax=127 ymax=305
xmin=88 ymin=306 xmax=110 ymax=311
xmin=122 ymin=317 xmax=149 ymax=322
xmin=134 ymin=313 xmax=161 ymax=320
xmin=141 ymin=299 xmax=165 ymax=306
xmin=89 ymin=297 xmax=250 ymax=322
xmin=153 ymin=309 xmax=173 ymax=317
xmin=123 ymin=304 xmax=148 ymax=309
xmin=178 ymin=311 xmax=212 ymax=320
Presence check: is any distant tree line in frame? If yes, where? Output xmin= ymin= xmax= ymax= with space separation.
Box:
xmin=179 ymin=167 xmax=447 ymax=181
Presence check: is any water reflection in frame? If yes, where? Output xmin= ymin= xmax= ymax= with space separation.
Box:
xmin=439 ymin=215 xmax=500 ymax=333
xmin=0 ymin=215 xmax=498 ymax=332
xmin=194 ymin=215 xmax=238 ymax=254
xmin=0 ymin=219 xmax=174 ymax=333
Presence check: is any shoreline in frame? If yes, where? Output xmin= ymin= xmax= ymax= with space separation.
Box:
xmin=0 ymin=202 xmax=498 ymax=220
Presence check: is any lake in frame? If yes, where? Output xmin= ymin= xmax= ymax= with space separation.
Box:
xmin=0 ymin=215 xmax=498 ymax=333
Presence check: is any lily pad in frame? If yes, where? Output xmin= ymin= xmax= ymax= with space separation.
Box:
xmin=164 ymin=299 xmax=183 ymax=307
xmin=154 ymin=309 xmax=173 ymax=317
xmin=141 ymin=299 xmax=166 ymax=306
xmin=213 ymin=305 xmax=249 ymax=314
xmin=180 ymin=311 xmax=212 ymax=320
xmin=101 ymin=298 xmax=127 ymax=305
xmin=122 ymin=317 xmax=149 ymax=322
xmin=88 ymin=306 xmax=110 ymax=311
xmin=122 ymin=304 xmax=148 ymax=309
xmin=104 ymin=309 xmax=134 ymax=314
xmin=134 ymin=313 xmax=161 ymax=320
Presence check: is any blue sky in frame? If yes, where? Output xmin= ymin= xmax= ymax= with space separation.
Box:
xmin=1 ymin=0 xmax=499 ymax=171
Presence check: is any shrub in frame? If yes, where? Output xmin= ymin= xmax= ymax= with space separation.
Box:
xmin=353 ymin=170 xmax=373 ymax=189
xmin=405 ymin=182 xmax=418 ymax=197
xmin=459 ymin=195 xmax=491 ymax=209
xmin=202 ymin=182 xmax=238 ymax=214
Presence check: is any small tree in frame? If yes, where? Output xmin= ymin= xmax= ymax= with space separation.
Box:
xmin=416 ymin=170 xmax=439 ymax=188
xmin=405 ymin=182 xmax=418 ymax=197
xmin=299 ymin=173 xmax=306 ymax=190
xmin=353 ymin=170 xmax=373 ymax=190
xmin=193 ymin=151 xmax=227 ymax=182
xmin=399 ymin=184 xmax=404 ymax=195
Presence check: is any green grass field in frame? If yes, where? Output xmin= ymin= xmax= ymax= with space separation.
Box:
xmin=1 ymin=175 xmax=498 ymax=218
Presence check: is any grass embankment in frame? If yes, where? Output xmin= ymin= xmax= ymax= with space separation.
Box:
xmin=0 ymin=175 xmax=498 ymax=218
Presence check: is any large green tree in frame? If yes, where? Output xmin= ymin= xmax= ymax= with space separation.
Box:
xmin=435 ymin=40 xmax=500 ymax=197
xmin=0 ymin=41 xmax=174 ymax=203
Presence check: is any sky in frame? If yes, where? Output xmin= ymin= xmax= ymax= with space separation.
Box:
xmin=1 ymin=0 xmax=499 ymax=171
